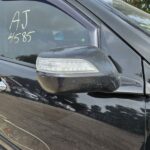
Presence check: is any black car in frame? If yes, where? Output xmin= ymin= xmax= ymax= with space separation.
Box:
xmin=0 ymin=0 xmax=150 ymax=150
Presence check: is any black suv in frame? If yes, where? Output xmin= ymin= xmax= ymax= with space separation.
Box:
xmin=0 ymin=0 xmax=149 ymax=150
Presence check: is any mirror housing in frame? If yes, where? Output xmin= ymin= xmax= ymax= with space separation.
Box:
xmin=36 ymin=47 xmax=120 ymax=94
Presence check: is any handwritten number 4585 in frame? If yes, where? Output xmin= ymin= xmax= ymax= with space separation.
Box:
xmin=8 ymin=31 xmax=35 ymax=44
xmin=8 ymin=10 xmax=35 ymax=44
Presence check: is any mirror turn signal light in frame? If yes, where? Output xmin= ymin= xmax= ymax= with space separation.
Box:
xmin=36 ymin=57 xmax=99 ymax=74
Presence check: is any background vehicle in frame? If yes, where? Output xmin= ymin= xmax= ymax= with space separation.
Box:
xmin=0 ymin=0 xmax=150 ymax=150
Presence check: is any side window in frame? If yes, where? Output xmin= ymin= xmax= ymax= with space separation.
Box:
xmin=101 ymin=24 xmax=143 ymax=94
xmin=0 ymin=1 xmax=92 ymax=64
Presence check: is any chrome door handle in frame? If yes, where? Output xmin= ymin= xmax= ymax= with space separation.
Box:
xmin=0 ymin=80 xmax=7 ymax=91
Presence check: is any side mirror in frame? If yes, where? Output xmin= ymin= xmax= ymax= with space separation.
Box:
xmin=36 ymin=47 xmax=120 ymax=94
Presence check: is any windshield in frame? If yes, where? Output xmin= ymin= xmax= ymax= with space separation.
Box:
xmin=100 ymin=0 xmax=150 ymax=34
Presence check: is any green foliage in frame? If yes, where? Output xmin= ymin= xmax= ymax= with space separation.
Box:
xmin=123 ymin=0 xmax=150 ymax=13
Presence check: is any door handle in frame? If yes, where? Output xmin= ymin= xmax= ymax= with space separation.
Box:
xmin=0 ymin=79 xmax=7 ymax=91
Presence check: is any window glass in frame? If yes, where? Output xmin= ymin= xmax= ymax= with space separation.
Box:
xmin=101 ymin=24 xmax=143 ymax=94
xmin=0 ymin=1 xmax=91 ymax=64
xmin=100 ymin=0 xmax=150 ymax=35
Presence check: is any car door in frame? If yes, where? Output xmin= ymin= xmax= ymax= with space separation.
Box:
xmin=0 ymin=0 xmax=146 ymax=150
xmin=143 ymin=62 xmax=150 ymax=150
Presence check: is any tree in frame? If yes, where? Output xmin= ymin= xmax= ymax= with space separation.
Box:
xmin=123 ymin=0 xmax=150 ymax=13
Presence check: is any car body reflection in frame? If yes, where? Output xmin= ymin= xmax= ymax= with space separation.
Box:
xmin=0 ymin=76 xmax=144 ymax=150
